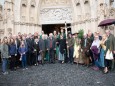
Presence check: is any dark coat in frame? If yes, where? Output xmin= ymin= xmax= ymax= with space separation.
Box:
xmin=16 ymin=38 xmax=21 ymax=49
xmin=47 ymin=38 xmax=56 ymax=50
xmin=33 ymin=42 xmax=40 ymax=55
xmin=81 ymin=37 xmax=92 ymax=57
xmin=8 ymin=43 xmax=17 ymax=55
xmin=59 ymin=39 xmax=66 ymax=54
xmin=26 ymin=38 xmax=34 ymax=52
xmin=107 ymin=34 xmax=115 ymax=51
xmin=39 ymin=39 xmax=46 ymax=51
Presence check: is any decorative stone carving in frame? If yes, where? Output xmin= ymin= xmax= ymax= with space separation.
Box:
xmin=40 ymin=7 xmax=72 ymax=24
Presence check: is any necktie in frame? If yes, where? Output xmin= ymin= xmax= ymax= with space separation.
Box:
xmin=50 ymin=39 xmax=52 ymax=48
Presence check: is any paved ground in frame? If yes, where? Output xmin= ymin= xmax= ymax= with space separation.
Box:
xmin=0 ymin=63 xmax=115 ymax=86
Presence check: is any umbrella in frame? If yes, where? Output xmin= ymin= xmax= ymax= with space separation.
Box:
xmin=98 ymin=19 xmax=115 ymax=27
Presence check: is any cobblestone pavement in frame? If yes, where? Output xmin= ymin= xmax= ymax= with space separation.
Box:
xmin=0 ymin=63 xmax=115 ymax=86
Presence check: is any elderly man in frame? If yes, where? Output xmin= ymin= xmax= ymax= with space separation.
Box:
xmin=105 ymin=30 xmax=115 ymax=71
xmin=47 ymin=33 xmax=56 ymax=63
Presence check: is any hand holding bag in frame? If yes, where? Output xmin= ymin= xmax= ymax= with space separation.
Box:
xmin=105 ymin=49 xmax=113 ymax=60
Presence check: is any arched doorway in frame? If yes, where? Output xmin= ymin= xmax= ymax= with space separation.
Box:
xmin=39 ymin=0 xmax=72 ymax=34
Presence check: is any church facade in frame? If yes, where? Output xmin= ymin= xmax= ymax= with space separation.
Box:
xmin=0 ymin=0 xmax=115 ymax=37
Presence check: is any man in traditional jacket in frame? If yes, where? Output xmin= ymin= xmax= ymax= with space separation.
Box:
xmin=66 ymin=32 xmax=74 ymax=64
xmin=105 ymin=30 xmax=115 ymax=71
xmin=81 ymin=33 xmax=92 ymax=67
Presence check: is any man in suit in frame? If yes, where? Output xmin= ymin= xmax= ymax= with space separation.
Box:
xmin=26 ymin=33 xmax=34 ymax=66
xmin=106 ymin=30 xmax=115 ymax=71
xmin=39 ymin=35 xmax=46 ymax=65
xmin=47 ymin=33 xmax=56 ymax=63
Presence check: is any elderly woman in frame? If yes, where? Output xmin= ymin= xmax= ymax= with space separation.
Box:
xmin=99 ymin=34 xmax=108 ymax=73
xmin=99 ymin=34 xmax=107 ymax=68
xmin=91 ymin=35 xmax=100 ymax=70
xmin=58 ymin=35 xmax=66 ymax=63
xmin=8 ymin=38 xmax=17 ymax=71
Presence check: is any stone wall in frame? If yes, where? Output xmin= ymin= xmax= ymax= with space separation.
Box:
xmin=1 ymin=0 xmax=115 ymax=36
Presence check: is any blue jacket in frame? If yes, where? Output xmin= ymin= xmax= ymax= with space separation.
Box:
xmin=18 ymin=46 xmax=28 ymax=55
xmin=9 ymin=43 xmax=17 ymax=55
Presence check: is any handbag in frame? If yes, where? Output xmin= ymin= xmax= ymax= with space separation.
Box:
xmin=105 ymin=49 xmax=113 ymax=60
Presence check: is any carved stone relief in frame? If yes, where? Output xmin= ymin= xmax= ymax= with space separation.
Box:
xmin=40 ymin=7 xmax=72 ymax=24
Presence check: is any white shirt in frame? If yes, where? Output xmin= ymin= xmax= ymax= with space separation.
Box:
xmin=91 ymin=39 xmax=100 ymax=48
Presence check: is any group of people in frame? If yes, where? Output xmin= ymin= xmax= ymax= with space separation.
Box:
xmin=0 ymin=28 xmax=115 ymax=75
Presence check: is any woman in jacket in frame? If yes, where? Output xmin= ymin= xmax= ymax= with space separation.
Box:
xmin=99 ymin=34 xmax=107 ymax=71
xmin=1 ymin=37 xmax=9 ymax=74
xmin=8 ymin=38 xmax=17 ymax=71
xmin=18 ymin=41 xmax=28 ymax=70
xmin=58 ymin=35 xmax=66 ymax=63
xmin=33 ymin=38 xmax=40 ymax=66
